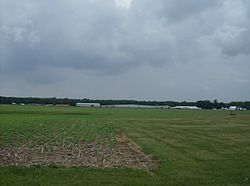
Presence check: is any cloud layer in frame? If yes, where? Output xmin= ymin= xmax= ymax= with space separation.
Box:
xmin=1 ymin=0 xmax=250 ymax=101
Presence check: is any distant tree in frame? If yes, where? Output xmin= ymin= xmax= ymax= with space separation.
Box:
xmin=213 ymin=99 xmax=221 ymax=109
xmin=0 ymin=96 xmax=249 ymax=110
xmin=195 ymin=100 xmax=213 ymax=109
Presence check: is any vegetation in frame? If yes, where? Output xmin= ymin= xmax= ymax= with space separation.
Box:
xmin=1 ymin=96 xmax=250 ymax=109
xmin=0 ymin=104 xmax=250 ymax=185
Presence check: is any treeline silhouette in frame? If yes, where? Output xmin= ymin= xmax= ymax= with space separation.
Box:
xmin=0 ymin=96 xmax=249 ymax=110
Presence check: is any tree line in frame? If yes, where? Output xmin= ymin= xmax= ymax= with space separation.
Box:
xmin=0 ymin=96 xmax=249 ymax=110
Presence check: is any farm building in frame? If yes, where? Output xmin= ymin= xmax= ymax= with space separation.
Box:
xmin=76 ymin=103 xmax=100 ymax=107
xmin=229 ymin=106 xmax=237 ymax=110
xmin=172 ymin=106 xmax=201 ymax=110
xmin=106 ymin=104 xmax=170 ymax=109
xmin=229 ymin=106 xmax=246 ymax=111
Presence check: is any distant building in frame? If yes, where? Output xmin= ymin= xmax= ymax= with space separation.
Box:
xmin=229 ymin=106 xmax=245 ymax=111
xmin=76 ymin=103 xmax=100 ymax=107
xmin=172 ymin=106 xmax=201 ymax=110
xmin=229 ymin=106 xmax=237 ymax=110
xmin=106 ymin=104 xmax=169 ymax=109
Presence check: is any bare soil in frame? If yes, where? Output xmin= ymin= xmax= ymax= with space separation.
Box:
xmin=0 ymin=134 xmax=157 ymax=171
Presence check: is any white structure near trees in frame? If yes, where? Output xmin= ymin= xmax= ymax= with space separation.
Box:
xmin=229 ymin=106 xmax=237 ymax=110
xmin=106 ymin=104 xmax=170 ymax=109
xmin=172 ymin=106 xmax=201 ymax=110
xmin=76 ymin=103 xmax=100 ymax=107
xmin=229 ymin=106 xmax=246 ymax=111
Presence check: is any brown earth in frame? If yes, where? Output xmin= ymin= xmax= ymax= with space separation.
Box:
xmin=0 ymin=134 xmax=157 ymax=171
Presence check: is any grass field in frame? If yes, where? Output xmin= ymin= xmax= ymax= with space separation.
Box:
xmin=0 ymin=105 xmax=250 ymax=186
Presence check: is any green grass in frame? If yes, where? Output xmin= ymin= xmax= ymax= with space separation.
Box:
xmin=0 ymin=104 xmax=250 ymax=186
xmin=0 ymin=114 xmax=115 ymax=148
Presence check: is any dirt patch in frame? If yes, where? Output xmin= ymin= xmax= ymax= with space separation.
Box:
xmin=0 ymin=134 xmax=157 ymax=171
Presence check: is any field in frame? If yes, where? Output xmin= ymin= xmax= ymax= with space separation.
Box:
xmin=0 ymin=105 xmax=250 ymax=186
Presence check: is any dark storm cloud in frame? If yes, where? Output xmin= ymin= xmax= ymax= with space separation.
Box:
xmin=0 ymin=0 xmax=250 ymax=101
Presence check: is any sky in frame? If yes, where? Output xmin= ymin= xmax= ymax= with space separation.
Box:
xmin=0 ymin=0 xmax=250 ymax=101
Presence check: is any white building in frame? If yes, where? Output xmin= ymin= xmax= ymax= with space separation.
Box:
xmin=106 ymin=104 xmax=170 ymax=109
xmin=229 ymin=106 xmax=246 ymax=111
xmin=76 ymin=103 xmax=100 ymax=107
xmin=172 ymin=106 xmax=201 ymax=110
xmin=229 ymin=106 xmax=237 ymax=110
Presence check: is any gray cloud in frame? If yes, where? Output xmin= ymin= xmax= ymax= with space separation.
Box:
xmin=133 ymin=0 xmax=221 ymax=22
xmin=0 ymin=0 xmax=250 ymax=101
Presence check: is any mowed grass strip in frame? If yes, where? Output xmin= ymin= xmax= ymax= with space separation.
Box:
xmin=0 ymin=105 xmax=250 ymax=185
xmin=118 ymin=110 xmax=250 ymax=185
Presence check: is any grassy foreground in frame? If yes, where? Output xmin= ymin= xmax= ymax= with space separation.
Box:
xmin=0 ymin=104 xmax=250 ymax=186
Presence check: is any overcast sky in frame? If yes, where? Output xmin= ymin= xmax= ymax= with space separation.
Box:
xmin=0 ymin=0 xmax=250 ymax=101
